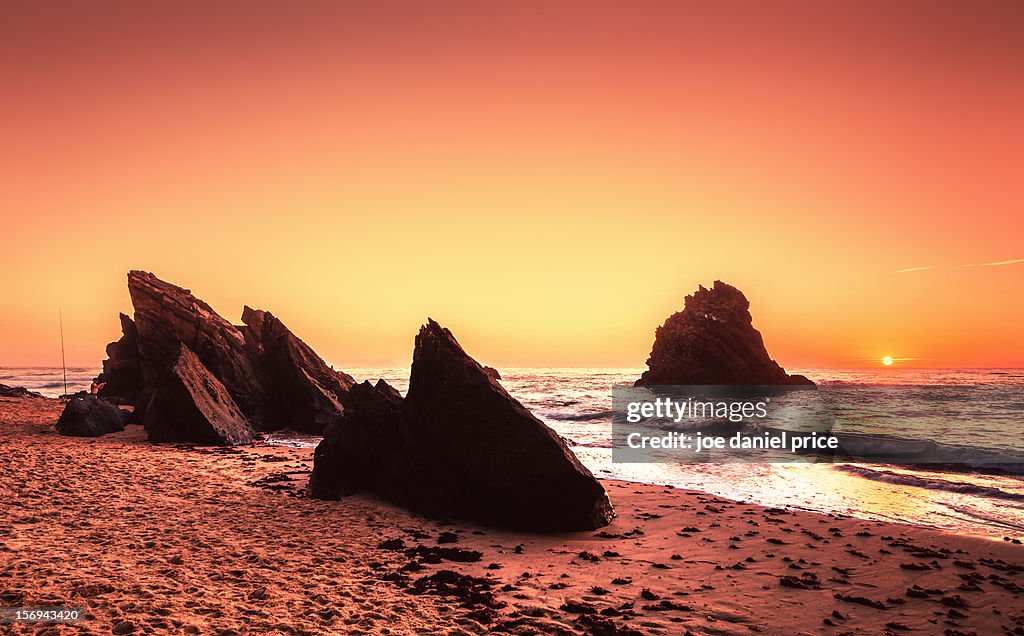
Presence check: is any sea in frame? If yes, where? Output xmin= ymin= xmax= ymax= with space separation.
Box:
xmin=4 ymin=366 xmax=1023 ymax=539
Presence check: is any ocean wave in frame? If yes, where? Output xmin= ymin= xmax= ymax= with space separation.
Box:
xmin=645 ymin=418 xmax=751 ymax=435
xmin=820 ymin=381 xmax=986 ymax=390
xmin=37 ymin=381 xmax=72 ymax=389
xmin=995 ymin=403 xmax=1024 ymax=411
xmin=937 ymin=504 xmax=1024 ymax=533
xmin=835 ymin=465 xmax=1024 ymax=502
xmin=825 ymin=431 xmax=1024 ymax=473
xmin=574 ymin=440 xmax=614 ymax=449
xmin=543 ymin=410 xmax=615 ymax=421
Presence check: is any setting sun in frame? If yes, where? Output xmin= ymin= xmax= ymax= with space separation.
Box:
xmin=882 ymin=356 xmax=894 ymax=366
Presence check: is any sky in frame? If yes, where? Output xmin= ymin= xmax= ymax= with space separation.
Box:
xmin=1 ymin=1 xmax=1022 ymax=369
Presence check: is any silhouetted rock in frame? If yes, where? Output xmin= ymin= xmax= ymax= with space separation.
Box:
xmin=143 ymin=345 xmax=253 ymax=445
xmin=483 ymin=366 xmax=502 ymax=381
xmin=309 ymin=319 xmax=615 ymax=532
xmin=0 ymin=383 xmax=44 ymax=399
xmin=55 ymin=393 xmax=127 ymax=436
xmin=636 ymin=281 xmax=814 ymax=387
xmin=127 ymin=271 xmax=266 ymax=426
xmin=240 ymin=306 xmax=354 ymax=434
xmin=95 ymin=271 xmax=360 ymax=434
xmin=95 ymin=313 xmax=143 ymax=404
xmin=308 ymin=378 xmax=404 ymax=499
xmin=404 ymin=320 xmax=615 ymax=530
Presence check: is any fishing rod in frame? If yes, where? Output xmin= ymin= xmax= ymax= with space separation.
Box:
xmin=60 ymin=306 xmax=67 ymax=398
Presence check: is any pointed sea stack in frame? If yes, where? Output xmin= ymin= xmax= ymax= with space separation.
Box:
xmin=636 ymin=281 xmax=814 ymax=387
xmin=143 ymin=345 xmax=254 ymax=446
xmin=309 ymin=319 xmax=615 ymax=532
xmin=126 ymin=271 xmax=267 ymax=426
xmin=240 ymin=306 xmax=355 ymax=434
xmin=93 ymin=271 xmax=356 ymax=436
xmin=403 ymin=320 xmax=615 ymax=530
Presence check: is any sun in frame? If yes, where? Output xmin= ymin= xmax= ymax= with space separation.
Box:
xmin=882 ymin=356 xmax=894 ymax=366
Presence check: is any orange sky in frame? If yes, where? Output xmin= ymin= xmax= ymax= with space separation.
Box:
xmin=1 ymin=1 xmax=1022 ymax=369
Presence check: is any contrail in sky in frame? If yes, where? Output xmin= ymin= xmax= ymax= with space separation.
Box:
xmin=897 ymin=258 xmax=1024 ymax=273
xmin=963 ymin=258 xmax=1024 ymax=268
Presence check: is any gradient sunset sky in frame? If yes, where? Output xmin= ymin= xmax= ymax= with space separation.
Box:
xmin=1 ymin=1 xmax=1022 ymax=369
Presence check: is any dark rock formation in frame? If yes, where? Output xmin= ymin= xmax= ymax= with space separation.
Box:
xmin=127 ymin=271 xmax=267 ymax=426
xmin=95 ymin=313 xmax=142 ymax=404
xmin=0 ymin=383 xmax=44 ymax=399
xmin=482 ymin=366 xmax=502 ymax=381
xmin=403 ymin=320 xmax=615 ymax=529
xmin=55 ymin=393 xmax=127 ymax=436
xmin=240 ymin=306 xmax=354 ymax=434
xmin=94 ymin=272 xmax=354 ymax=435
xmin=143 ymin=345 xmax=253 ymax=446
xmin=309 ymin=319 xmax=615 ymax=532
xmin=636 ymin=281 xmax=814 ymax=387
xmin=307 ymin=379 xmax=404 ymax=499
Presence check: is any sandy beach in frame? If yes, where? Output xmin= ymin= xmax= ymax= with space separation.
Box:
xmin=1 ymin=396 xmax=1020 ymax=635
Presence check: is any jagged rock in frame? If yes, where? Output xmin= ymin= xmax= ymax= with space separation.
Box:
xmin=55 ymin=393 xmax=127 ymax=436
xmin=483 ymin=366 xmax=502 ymax=381
xmin=143 ymin=344 xmax=253 ymax=446
xmin=94 ymin=271 xmax=357 ymax=434
xmin=240 ymin=306 xmax=354 ymax=434
xmin=309 ymin=319 xmax=615 ymax=532
xmin=636 ymin=281 xmax=814 ymax=387
xmin=127 ymin=271 xmax=266 ymax=426
xmin=0 ymin=383 xmax=44 ymax=399
xmin=95 ymin=313 xmax=142 ymax=404
xmin=308 ymin=379 xmax=404 ymax=499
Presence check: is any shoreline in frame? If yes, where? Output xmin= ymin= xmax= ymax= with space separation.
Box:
xmin=3 ymin=396 xmax=1024 ymax=634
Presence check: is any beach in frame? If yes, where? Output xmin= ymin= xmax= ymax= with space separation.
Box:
xmin=11 ymin=365 xmax=1024 ymax=538
xmin=3 ymin=395 xmax=1023 ymax=635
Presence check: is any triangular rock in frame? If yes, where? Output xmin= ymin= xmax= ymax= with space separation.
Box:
xmin=144 ymin=344 xmax=254 ymax=446
xmin=241 ymin=306 xmax=354 ymax=434
xmin=309 ymin=319 xmax=615 ymax=532
xmin=127 ymin=271 xmax=266 ymax=426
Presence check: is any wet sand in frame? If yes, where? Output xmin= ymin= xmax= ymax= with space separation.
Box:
xmin=2 ymin=396 xmax=1023 ymax=635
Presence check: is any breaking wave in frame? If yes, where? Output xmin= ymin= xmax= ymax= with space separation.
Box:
xmin=835 ymin=465 xmax=1024 ymax=502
